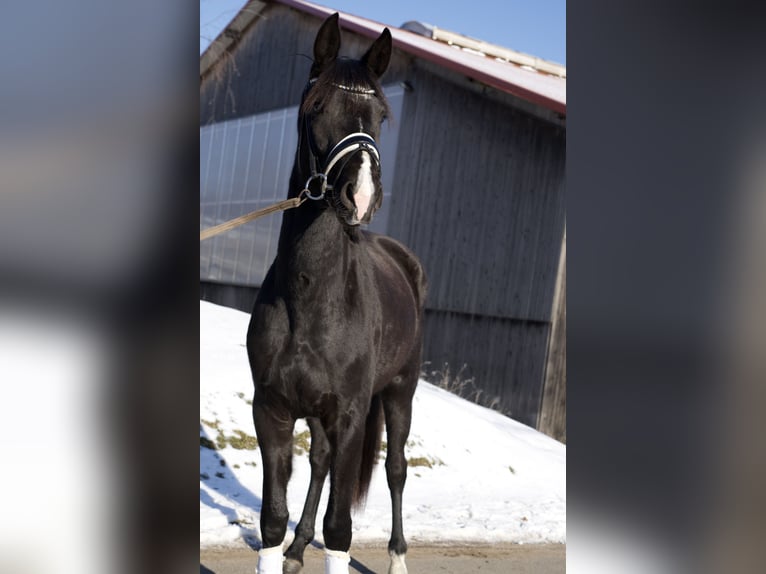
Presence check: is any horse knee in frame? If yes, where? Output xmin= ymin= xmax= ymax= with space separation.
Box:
xmin=309 ymin=442 xmax=330 ymax=473
xmin=261 ymin=523 xmax=287 ymax=548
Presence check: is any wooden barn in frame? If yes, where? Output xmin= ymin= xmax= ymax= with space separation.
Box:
xmin=200 ymin=0 xmax=566 ymax=441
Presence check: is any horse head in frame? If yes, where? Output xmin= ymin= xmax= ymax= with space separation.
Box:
xmin=299 ymin=13 xmax=392 ymax=227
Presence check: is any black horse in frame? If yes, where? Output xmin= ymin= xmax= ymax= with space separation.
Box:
xmin=247 ymin=13 xmax=426 ymax=574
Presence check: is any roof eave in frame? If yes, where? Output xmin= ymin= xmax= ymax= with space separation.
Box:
xmin=274 ymin=0 xmax=565 ymax=116
xmin=200 ymin=1 xmax=268 ymax=80
xmin=201 ymin=0 xmax=566 ymax=116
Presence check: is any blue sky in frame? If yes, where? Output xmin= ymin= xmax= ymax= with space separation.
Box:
xmin=200 ymin=0 xmax=566 ymax=65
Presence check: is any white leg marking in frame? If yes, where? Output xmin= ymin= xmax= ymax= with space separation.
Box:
xmin=353 ymin=152 xmax=375 ymax=220
xmin=324 ymin=548 xmax=351 ymax=574
xmin=257 ymin=544 xmax=284 ymax=574
xmin=388 ymin=551 xmax=408 ymax=574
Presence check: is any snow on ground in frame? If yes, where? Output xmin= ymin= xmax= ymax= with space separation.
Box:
xmin=200 ymin=300 xmax=565 ymax=548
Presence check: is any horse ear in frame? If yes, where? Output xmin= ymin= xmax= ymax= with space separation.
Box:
xmin=311 ymin=13 xmax=341 ymax=79
xmin=362 ymin=28 xmax=392 ymax=79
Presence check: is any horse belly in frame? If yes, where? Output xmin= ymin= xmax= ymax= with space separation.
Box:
xmin=372 ymin=301 xmax=420 ymax=388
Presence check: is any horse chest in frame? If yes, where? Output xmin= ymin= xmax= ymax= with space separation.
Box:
xmin=250 ymin=289 xmax=379 ymax=408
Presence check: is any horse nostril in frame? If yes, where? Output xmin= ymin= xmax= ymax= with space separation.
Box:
xmin=341 ymin=181 xmax=355 ymax=207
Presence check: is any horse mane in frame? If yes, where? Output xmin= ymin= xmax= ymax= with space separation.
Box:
xmin=301 ymin=58 xmax=391 ymax=119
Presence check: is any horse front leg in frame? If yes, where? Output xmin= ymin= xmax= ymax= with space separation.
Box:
xmin=253 ymin=402 xmax=295 ymax=574
xmin=321 ymin=415 xmax=367 ymax=574
xmin=283 ymin=417 xmax=331 ymax=574
xmin=382 ymin=380 xmax=416 ymax=574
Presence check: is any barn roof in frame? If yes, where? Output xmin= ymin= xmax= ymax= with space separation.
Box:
xmin=200 ymin=0 xmax=566 ymax=116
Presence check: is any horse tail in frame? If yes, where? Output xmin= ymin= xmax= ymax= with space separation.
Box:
xmin=353 ymin=393 xmax=384 ymax=509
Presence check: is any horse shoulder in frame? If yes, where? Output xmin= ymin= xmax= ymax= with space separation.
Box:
xmin=365 ymin=232 xmax=427 ymax=310
xmin=247 ymin=266 xmax=290 ymax=377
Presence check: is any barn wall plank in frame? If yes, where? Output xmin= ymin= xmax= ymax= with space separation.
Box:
xmin=387 ymin=67 xmax=566 ymax=323
xmin=421 ymin=310 xmax=550 ymax=427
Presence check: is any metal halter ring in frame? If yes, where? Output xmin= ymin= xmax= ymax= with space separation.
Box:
xmin=303 ymin=173 xmax=328 ymax=201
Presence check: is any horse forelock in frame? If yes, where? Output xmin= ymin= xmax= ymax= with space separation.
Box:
xmin=301 ymin=58 xmax=390 ymax=119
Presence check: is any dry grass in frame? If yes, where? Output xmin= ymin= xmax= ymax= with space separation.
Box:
xmin=421 ymin=361 xmax=502 ymax=413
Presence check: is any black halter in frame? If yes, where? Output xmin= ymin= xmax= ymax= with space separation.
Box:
xmin=300 ymin=79 xmax=381 ymax=202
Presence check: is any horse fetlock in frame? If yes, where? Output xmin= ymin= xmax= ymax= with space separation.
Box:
xmin=284 ymin=533 xmax=311 ymax=566
xmin=388 ymin=537 xmax=408 ymax=556
xmin=323 ymin=513 xmax=352 ymax=547
xmin=294 ymin=526 xmax=314 ymax=544
xmin=261 ymin=523 xmax=289 ymax=548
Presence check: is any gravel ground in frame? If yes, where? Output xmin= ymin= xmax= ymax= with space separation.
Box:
xmin=200 ymin=543 xmax=565 ymax=574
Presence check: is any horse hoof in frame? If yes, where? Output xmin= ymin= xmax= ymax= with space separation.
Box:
xmin=283 ymin=558 xmax=303 ymax=574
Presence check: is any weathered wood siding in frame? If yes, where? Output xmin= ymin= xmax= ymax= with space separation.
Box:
xmin=388 ymin=68 xmax=566 ymax=322
xmin=385 ymin=66 xmax=566 ymax=427
xmin=422 ymin=311 xmax=551 ymax=427
xmin=200 ymin=5 xmax=411 ymax=125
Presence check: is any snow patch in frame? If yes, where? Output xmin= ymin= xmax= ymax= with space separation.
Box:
xmin=200 ymin=300 xmax=565 ymax=548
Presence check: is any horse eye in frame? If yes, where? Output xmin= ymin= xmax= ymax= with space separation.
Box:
xmin=312 ymin=101 xmax=323 ymax=113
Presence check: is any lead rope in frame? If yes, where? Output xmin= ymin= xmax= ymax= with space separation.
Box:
xmin=199 ymin=189 xmax=307 ymax=241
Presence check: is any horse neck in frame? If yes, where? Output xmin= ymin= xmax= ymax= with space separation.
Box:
xmin=273 ymin=167 xmax=356 ymax=295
